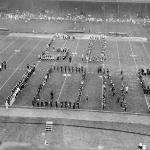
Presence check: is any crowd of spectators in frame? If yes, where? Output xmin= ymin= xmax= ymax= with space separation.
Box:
xmin=0 ymin=9 xmax=150 ymax=26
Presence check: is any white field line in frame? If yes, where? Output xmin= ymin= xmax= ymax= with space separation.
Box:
xmin=6 ymin=40 xmax=29 ymax=63
xmin=0 ymin=40 xmax=16 ymax=55
xmin=0 ymin=39 xmax=42 ymax=92
xmin=101 ymin=75 xmax=103 ymax=110
xmin=141 ymin=42 xmax=150 ymax=62
xmin=6 ymin=53 xmax=15 ymax=63
xmin=128 ymin=38 xmax=149 ymax=108
xmin=57 ymin=39 xmax=80 ymax=102
xmin=116 ymin=39 xmax=121 ymax=71
xmin=0 ymin=35 xmax=9 ymax=44
xmin=128 ymin=39 xmax=138 ymax=71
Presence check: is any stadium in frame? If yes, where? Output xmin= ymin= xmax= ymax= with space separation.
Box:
xmin=0 ymin=0 xmax=150 ymax=150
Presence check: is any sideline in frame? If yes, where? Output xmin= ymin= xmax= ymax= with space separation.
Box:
xmin=8 ymin=33 xmax=147 ymax=42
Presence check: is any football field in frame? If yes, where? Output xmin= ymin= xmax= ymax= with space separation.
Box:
xmin=0 ymin=23 xmax=150 ymax=114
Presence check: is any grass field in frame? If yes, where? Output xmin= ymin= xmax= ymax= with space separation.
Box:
xmin=0 ymin=23 xmax=150 ymax=114
xmin=0 ymin=21 xmax=150 ymax=150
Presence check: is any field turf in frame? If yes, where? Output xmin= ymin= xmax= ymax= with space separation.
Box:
xmin=0 ymin=22 xmax=150 ymax=150
xmin=0 ymin=23 xmax=150 ymax=114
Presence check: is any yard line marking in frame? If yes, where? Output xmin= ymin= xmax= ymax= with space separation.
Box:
xmin=128 ymin=39 xmax=138 ymax=71
xmin=128 ymin=37 xmax=149 ymax=109
xmin=141 ymin=42 xmax=150 ymax=62
xmin=116 ymin=39 xmax=121 ymax=71
xmin=0 ymin=39 xmax=42 ymax=92
xmin=57 ymin=39 xmax=80 ymax=102
xmin=6 ymin=53 xmax=15 ymax=63
xmin=0 ymin=35 xmax=9 ymax=44
xmin=0 ymin=40 xmax=16 ymax=55
xmin=6 ymin=40 xmax=29 ymax=63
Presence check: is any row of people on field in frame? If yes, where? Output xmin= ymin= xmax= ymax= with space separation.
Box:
xmin=32 ymin=100 xmax=80 ymax=109
xmin=54 ymin=47 xmax=69 ymax=53
xmin=0 ymin=61 xmax=6 ymax=71
xmin=138 ymin=68 xmax=150 ymax=76
xmin=138 ymin=70 xmax=150 ymax=95
xmin=38 ymin=51 xmax=69 ymax=61
xmin=5 ymin=64 xmax=36 ymax=106
xmin=82 ymin=55 xmax=105 ymax=64
xmin=53 ymin=33 xmax=75 ymax=40
xmin=115 ymin=70 xmax=128 ymax=112
xmin=77 ymin=71 xmax=86 ymax=103
xmin=89 ymin=35 xmax=106 ymax=41
xmin=102 ymin=69 xmax=128 ymax=112
xmin=49 ymin=65 xmax=86 ymax=74
xmin=108 ymin=32 xmax=129 ymax=37
xmin=34 ymin=67 xmax=53 ymax=102
xmin=99 ymin=37 xmax=107 ymax=61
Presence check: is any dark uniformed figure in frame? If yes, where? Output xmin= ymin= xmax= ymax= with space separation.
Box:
xmin=61 ymin=66 xmax=63 ymax=72
xmin=65 ymin=66 xmax=67 ymax=73
xmin=65 ymin=101 xmax=68 ymax=108
xmin=76 ymin=67 xmax=78 ymax=73
xmin=46 ymin=73 xmax=49 ymax=79
xmin=50 ymin=91 xmax=54 ymax=100
xmin=124 ymin=104 xmax=127 ymax=112
xmin=85 ymin=95 xmax=88 ymax=102
xmin=55 ymin=101 xmax=58 ymax=108
xmin=72 ymin=66 xmax=74 ymax=73
xmin=53 ymin=66 xmax=56 ymax=71
xmin=81 ymin=66 xmax=84 ymax=73
xmin=60 ymin=101 xmax=63 ymax=108
xmin=50 ymin=101 xmax=53 ymax=107
xmin=121 ymin=69 xmax=123 ymax=75
xmin=27 ymin=64 xmax=29 ymax=69
xmin=41 ymin=101 xmax=44 ymax=107
xmin=3 ymin=61 xmax=6 ymax=69
xmin=57 ymin=56 xmax=59 ymax=61
xmin=37 ymin=102 xmax=39 ymax=107
xmin=78 ymin=67 xmax=81 ymax=73
xmin=73 ymin=102 xmax=75 ymax=109
xmin=48 ymin=68 xmax=52 ymax=74
xmin=117 ymin=95 xmax=120 ymax=103
xmin=45 ymin=101 xmax=48 ymax=107
xmin=32 ymin=100 xmax=36 ymax=107
xmin=121 ymin=75 xmax=124 ymax=81
xmin=68 ymin=101 xmax=71 ymax=108
xmin=57 ymin=66 xmax=59 ymax=72
xmin=69 ymin=56 xmax=72 ymax=63
xmin=68 ymin=66 xmax=71 ymax=73
xmin=76 ymin=102 xmax=80 ymax=109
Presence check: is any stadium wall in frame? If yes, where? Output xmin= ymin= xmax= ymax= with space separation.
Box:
xmin=37 ymin=0 xmax=150 ymax=3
